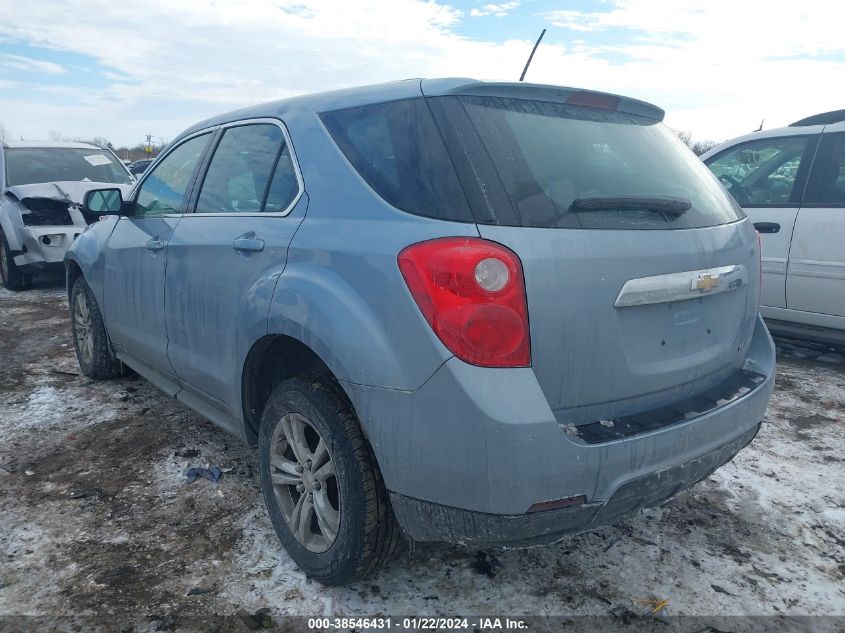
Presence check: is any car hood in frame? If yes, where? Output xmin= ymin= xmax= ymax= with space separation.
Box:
xmin=4 ymin=181 xmax=134 ymax=228
xmin=4 ymin=181 xmax=133 ymax=207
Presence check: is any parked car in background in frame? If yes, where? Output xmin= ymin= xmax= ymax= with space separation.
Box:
xmin=702 ymin=110 xmax=845 ymax=344
xmin=127 ymin=158 xmax=153 ymax=176
xmin=67 ymin=79 xmax=774 ymax=584
xmin=0 ymin=141 xmax=134 ymax=290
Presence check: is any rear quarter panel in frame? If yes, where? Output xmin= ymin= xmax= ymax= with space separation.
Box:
xmin=267 ymin=109 xmax=478 ymax=391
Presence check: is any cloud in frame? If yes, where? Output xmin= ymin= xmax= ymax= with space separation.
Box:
xmin=0 ymin=53 xmax=65 ymax=74
xmin=543 ymin=10 xmax=598 ymax=32
xmin=545 ymin=0 xmax=845 ymax=58
xmin=540 ymin=0 xmax=845 ymax=138
xmin=470 ymin=2 xmax=520 ymax=18
xmin=0 ymin=0 xmax=843 ymax=146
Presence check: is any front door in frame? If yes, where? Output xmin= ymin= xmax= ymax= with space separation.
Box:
xmin=705 ymin=133 xmax=818 ymax=308
xmin=104 ymin=131 xmax=214 ymax=391
xmin=787 ymin=130 xmax=845 ymax=317
xmin=164 ymin=121 xmax=305 ymax=419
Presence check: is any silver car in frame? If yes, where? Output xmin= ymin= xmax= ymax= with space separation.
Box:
xmin=0 ymin=141 xmax=133 ymax=290
xmin=67 ymin=79 xmax=775 ymax=584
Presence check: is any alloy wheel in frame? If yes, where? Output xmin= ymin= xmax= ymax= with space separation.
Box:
xmin=269 ymin=412 xmax=340 ymax=553
xmin=73 ymin=291 xmax=94 ymax=366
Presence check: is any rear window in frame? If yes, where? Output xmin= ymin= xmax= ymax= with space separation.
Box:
xmin=5 ymin=148 xmax=133 ymax=187
xmin=450 ymin=96 xmax=743 ymax=229
xmin=321 ymin=98 xmax=472 ymax=222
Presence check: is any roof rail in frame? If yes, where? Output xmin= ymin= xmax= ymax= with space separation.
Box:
xmin=789 ymin=109 xmax=845 ymax=127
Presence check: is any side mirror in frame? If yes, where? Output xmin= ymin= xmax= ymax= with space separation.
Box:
xmin=83 ymin=188 xmax=124 ymax=215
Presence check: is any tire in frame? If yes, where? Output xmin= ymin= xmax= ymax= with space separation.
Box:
xmin=258 ymin=374 xmax=401 ymax=585
xmin=0 ymin=229 xmax=33 ymax=291
xmin=70 ymin=277 xmax=124 ymax=380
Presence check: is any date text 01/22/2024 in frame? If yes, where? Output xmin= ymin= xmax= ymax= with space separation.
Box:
xmin=307 ymin=617 xmax=529 ymax=630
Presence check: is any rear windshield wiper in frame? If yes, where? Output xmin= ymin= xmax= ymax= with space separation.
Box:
xmin=569 ymin=195 xmax=692 ymax=216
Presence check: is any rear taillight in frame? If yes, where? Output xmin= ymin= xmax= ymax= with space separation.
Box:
xmin=398 ymin=237 xmax=531 ymax=368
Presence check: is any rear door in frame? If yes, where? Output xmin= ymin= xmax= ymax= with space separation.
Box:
xmin=104 ymin=131 xmax=213 ymax=391
xmin=704 ymin=133 xmax=819 ymax=308
xmin=787 ymin=128 xmax=845 ymax=317
xmin=164 ymin=120 xmax=305 ymax=423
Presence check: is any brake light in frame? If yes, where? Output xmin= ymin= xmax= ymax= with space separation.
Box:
xmin=566 ymin=91 xmax=620 ymax=111
xmin=398 ymin=237 xmax=531 ymax=367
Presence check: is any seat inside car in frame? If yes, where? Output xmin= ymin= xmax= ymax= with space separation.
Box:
xmin=820 ymin=157 xmax=844 ymax=203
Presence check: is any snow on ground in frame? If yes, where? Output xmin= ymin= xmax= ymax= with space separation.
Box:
xmin=0 ymin=281 xmax=843 ymax=632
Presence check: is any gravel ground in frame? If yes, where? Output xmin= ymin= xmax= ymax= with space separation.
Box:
xmin=0 ymin=279 xmax=843 ymax=632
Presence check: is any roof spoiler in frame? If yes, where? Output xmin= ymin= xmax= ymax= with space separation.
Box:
xmin=421 ymin=79 xmax=665 ymax=122
xmin=789 ymin=109 xmax=845 ymax=127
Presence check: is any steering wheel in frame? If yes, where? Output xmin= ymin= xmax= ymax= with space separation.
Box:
xmin=718 ymin=174 xmax=751 ymax=203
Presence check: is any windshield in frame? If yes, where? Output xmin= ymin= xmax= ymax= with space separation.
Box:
xmin=447 ymin=96 xmax=743 ymax=229
xmin=5 ymin=147 xmax=133 ymax=187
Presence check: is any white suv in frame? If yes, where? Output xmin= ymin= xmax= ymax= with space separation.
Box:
xmin=702 ymin=111 xmax=845 ymax=345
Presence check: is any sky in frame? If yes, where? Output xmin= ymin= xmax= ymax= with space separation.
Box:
xmin=1 ymin=0 xmax=843 ymax=148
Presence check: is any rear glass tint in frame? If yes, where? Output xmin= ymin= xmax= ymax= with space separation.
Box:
xmin=443 ymin=96 xmax=743 ymax=230
xmin=321 ymin=98 xmax=472 ymax=222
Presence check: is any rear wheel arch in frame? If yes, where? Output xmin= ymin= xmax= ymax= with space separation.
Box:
xmin=242 ymin=334 xmax=344 ymax=445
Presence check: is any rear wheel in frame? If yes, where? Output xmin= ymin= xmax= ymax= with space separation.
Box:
xmin=258 ymin=374 xmax=401 ymax=584
xmin=70 ymin=277 xmax=123 ymax=379
xmin=0 ymin=230 xmax=33 ymax=291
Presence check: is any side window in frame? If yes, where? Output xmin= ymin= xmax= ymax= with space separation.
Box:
xmin=706 ymin=136 xmax=809 ymax=205
xmin=135 ymin=133 xmax=211 ymax=216
xmin=195 ymin=124 xmax=284 ymax=213
xmin=806 ymin=133 xmax=845 ymax=205
xmin=321 ymin=98 xmax=472 ymax=221
xmin=263 ymin=145 xmax=300 ymax=212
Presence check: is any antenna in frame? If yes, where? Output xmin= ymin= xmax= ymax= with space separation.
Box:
xmin=519 ymin=28 xmax=546 ymax=82
xmin=754 ymin=119 xmax=765 ymax=132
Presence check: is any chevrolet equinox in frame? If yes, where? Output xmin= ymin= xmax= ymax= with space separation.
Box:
xmin=66 ymin=79 xmax=775 ymax=584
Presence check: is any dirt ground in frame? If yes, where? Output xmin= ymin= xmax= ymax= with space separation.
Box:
xmin=1 ymin=278 xmax=843 ymax=632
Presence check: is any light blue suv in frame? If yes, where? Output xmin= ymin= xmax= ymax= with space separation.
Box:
xmin=67 ymin=79 xmax=775 ymax=584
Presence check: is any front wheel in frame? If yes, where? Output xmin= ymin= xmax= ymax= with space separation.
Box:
xmin=258 ymin=375 xmax=401 ymax=585
xmin=0 ymin=229 xmax=33 ymax=291
xmin=70 ymin=277 xmax=124 ymax=379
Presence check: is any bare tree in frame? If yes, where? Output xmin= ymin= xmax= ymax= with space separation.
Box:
xmin=674 ymin=129 xmax=718 ymax=156
xmin=85 ymin=136 xmax=113 ymax=149
xmin=0 ymin=122 xmax=7 ymax=143
xmin=690 ymin=139 xmax=718 ymax=155
xmin=48 ymin=130 xmax=64 ymax=141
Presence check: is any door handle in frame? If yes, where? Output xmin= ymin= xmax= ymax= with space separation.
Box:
xmin=753 ymin=222 xmax=780 ymax=234
xmin=233 ymin=237 xmax=265 ymax=252
xmin=146 ymin=238 xmax=166 ymax=251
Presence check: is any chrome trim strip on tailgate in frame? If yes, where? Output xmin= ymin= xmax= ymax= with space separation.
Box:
xmin=614 ymin=265 xmax=746 ymax=307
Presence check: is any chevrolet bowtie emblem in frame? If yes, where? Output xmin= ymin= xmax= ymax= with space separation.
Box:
xmin=693 ymin=274 xmax=719 ymax=292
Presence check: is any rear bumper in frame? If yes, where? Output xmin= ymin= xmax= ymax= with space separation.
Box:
xmin=342 ymin=314 xmax=775 ymax=543
xmin=391 ymin=422 xmax=759 ymax=545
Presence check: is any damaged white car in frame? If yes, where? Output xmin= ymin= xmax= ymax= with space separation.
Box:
xmin=0 ymin=141 xmax=134 ymax=290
